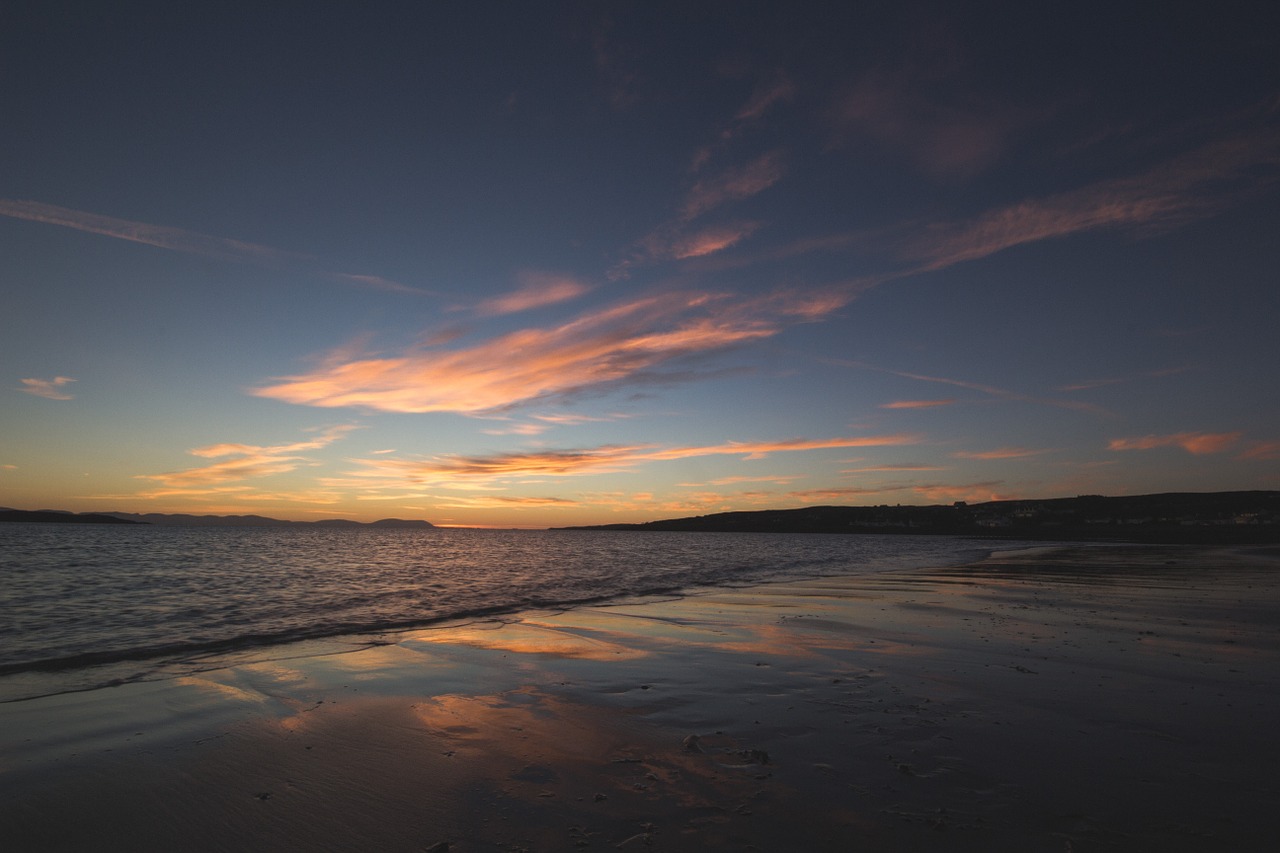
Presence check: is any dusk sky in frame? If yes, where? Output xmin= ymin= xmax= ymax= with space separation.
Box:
xmin=3 ymin=2 xmax=1278 ymax=526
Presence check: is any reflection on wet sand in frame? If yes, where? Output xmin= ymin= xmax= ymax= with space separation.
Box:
xmin=2 ymin=545 xmax=1278 ymax=851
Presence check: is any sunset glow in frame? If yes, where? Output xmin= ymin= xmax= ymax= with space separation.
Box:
xmin=2 ymin=4 xmax=1277 ymax=526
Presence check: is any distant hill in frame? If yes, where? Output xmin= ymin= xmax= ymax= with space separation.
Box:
xmin=0 ymin=509 xmax=434 ymax=528
xmin=557 ymin=491 xmax=1280 ymax=544
xmin=0 ymin=509 xmax=145 ymax=525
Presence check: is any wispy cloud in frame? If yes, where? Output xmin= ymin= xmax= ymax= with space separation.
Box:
xmin=531 ymin=413 xmax=625 ymax=425
xmin=1056 ymin=367 xmax=1189 ymax=392
xmin=326 ymin=434 xmax=919 ymax=491
xmin=443 ymin=495 xmax=578 ymax=509
xmin=1108 ymin=431 xmax=1243 ymax=455
xmin=0 ymin=199 xmax=428 ymax=295
xmin=880 ymin=399 xmax=956 ymax=409
xmin=1239 ymin=441 xmax=1280 ymax=461
xmin=481 ymin=422 xmax=551 ymax=436
xmin=669 ymin=222 xmax=762 ymax=259
xmin=475 ymin=274 xmax=592 ymax=316
xmin=255 ymin=288 xmax=854 ymax=415
xmin=904 ymin=131 xmax=1280 ymax=272
xmin=842 ymin=464 xmax=946 ymax=473
xmin=679 ymin=475 xmax=800 ymax=487
xmin=736 ymin=76 xmax=795 ymax=123
xmin=681 ymin=151 xmax=786 ymax=221
xmin=19 ymin=376 xmax=76 ymax=400
xmin=136 ymin=425 xmax=358 ymax=490
xmin=847 ymin=361 xmax=1103 ymax=413
xmin=952 ymin=447 xmax=1049 ymax=460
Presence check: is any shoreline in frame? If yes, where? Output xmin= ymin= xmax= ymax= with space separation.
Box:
xmin=3 ymin=543 xmax=1278 ymax=850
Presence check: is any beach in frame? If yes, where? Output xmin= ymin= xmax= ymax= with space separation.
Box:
xmin=3 ymin=543 xmax=1278 ymax=852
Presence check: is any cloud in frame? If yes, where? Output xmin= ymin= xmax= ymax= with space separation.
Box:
xmin=1056 ymin=367 xmax=1190 ymax=392
xmin=679 ymin=475 xmax=800 ymax=487
xmin=681 ymin=151 xmax=786 ymax=220
xmin=904 ymin=131 xmax=1280 ymax=272
xmin=531 ymin=413 xmax=623 ymax=425
xmin=880 ymin=399 xmax=956 ymax=409
xmin=842 ymin=464 xmax=946 ymax=473
xmin=475 ymin=274 xmax=592 ymax=316
xmin=952 ymin=447 xmax=1049 ymax=460
xmin=835 ymin=85 xmax=1017 ymax=180
xmin=481 ymin=423 xmax=551 ymax=436
xmin=846 ymin=361 xmax=1104 ymax=413
xmin=407 ymin=494 xmax=579 ymax=510
xmin=736 ymin=77 xmax=795 ymax=123
xmin=0 ymin=199 xmax=427 ymax=294
xmin=255 ymin=288 xmax=853 ymax=415
xmin=19 ymin=376 xmax=76 ymax=400
xmin=137 ymin=425 xmax=358 ymax=489
xmin=326 ymin=434 xmax=920 ymax=491
xmin=786 ymin=486 xmax=898 ymax=501
xmin=669 ymin=222 xmax=762 ymax=259
xmin=1108 ymin=432 xmax=1243 ymax=455
xmin=1239 ymin=441 xmax=1280 ymax=461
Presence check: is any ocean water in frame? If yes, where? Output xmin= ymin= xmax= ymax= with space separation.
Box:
xmin=0 ymin=523 xmax=1001 ymax=701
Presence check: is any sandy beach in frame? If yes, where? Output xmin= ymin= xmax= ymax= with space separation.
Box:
xmin=2 ymin=543 xmax=1278 ymax=852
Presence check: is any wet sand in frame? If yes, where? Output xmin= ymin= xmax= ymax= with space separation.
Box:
xmin=2 ymin=544 xmax=1278 ymax=851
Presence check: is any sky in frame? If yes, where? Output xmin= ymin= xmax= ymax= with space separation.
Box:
xmin=2 ymin=1 xmax=1278 ymax=527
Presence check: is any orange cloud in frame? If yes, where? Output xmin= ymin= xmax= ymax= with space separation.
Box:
xmin=328 ymin=434 xmax=919 ymax=491
xmin=475 ymin=274 xmax=591 ymax=316
xmin=880 ymin=399 xmax=956 ymax=409
xmin=1108 ymin=432 xmax=1243 ymax=454
xmin=19 ymin=376 xmax=76 ymax=400
xmin=137 ymin=425 xmax=358 ymax=489
xmin=681 ymin=151 xmax=786 ymax=220
xmin=255 ymin=289 xmax=851 ymax=415
xmin=842 ymin=464 xmax=946 ymax=473
xmin=952 ymin=447 xmax=1049 ymax=460
xmin=1239 ymin=441 xmax=1280 ymax=461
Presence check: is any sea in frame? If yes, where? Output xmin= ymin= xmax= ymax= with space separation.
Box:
xmin=0 ymin=523 xmax=1010 ymax=703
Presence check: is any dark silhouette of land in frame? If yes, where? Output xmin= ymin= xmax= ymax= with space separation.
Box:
xmin=0 ymin=509 xmax=434 ymax=528
xmin=559 ymin=491 xmax=1280 ymax=543
xmin=0 ymin=509 xmax=144 ymax=525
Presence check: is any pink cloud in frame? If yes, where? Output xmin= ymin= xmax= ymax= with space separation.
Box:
xmin=905 ymin=131 xmax=1280 ymax=272
xmin=681 ymin=151 xmax=786 ymax=220
xmin=670 ymin=222 xmax=762 ymax=259
xmin=255 ymin=289 xmax=853 ymax=415
xmin=1108 ymin=431 xmax=1243 ymax=455
xmin=952 ymin=447 xmax=1049 ymax=460
xmin=19 ymin=376 xmax=76 ymax=400
xmin=475 ymin=274 xmax=592 ymax=316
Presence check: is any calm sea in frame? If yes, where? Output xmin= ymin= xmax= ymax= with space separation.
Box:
xmin=0 ymin=523 xmax=1003 ymax=701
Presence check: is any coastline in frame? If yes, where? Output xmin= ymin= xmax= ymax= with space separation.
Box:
xmin=3 ymin=543 xmax=1278 ymax=851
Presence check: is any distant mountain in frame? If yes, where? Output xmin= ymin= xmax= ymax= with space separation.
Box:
xmin=0 ymin=509 xmax=145 ymax=525
xmin=557 ymin=491 xmax=1280 ymax=544
xmin=1 ymin=509 xmax=434 ymax=528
